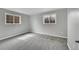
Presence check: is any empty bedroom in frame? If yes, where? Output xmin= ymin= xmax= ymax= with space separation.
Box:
xmin=0 ymin=8 xmax=68 ymax=50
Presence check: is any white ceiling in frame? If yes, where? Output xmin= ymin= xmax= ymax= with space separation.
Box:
xmin=5 ymin=8 xmax=59 ymax=15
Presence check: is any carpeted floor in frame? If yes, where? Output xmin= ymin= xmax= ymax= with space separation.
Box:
xmin=0 ymin=33 xmax=69 ymax=50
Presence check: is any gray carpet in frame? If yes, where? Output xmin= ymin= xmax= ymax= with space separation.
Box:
xmin=0 ymin=33 xmax=69 ymax=50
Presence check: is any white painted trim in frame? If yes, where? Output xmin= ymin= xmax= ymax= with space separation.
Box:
xmin=67 ymin=42 xmax=71 ymax=50
xmin=34 ymin=32 xmax=67 ymax=39
xmin=5 ymin=13 xmax=21 ymax=24
xmin=43 ymin=13 xmax=56 ymax=24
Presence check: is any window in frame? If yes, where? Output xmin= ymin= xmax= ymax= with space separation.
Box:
xmin=5 ymin=13 xmax=21 ymax=24
xmin=43 ymin=14 xmax=56 ymax=24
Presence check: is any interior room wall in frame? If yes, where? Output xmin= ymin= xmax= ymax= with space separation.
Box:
xmin=68 ymin=8 xmax=79 ymax=50
xmin=0 ymin=8 xmax=31 ymax=40
xmin=30 ymin=8 xmax=67 ymax=38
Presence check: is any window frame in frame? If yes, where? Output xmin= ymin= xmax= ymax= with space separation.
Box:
xmin=43 ymin=14 xmax=56 ymax=24
xmin=5 ymin=13 xmax=21 ymax=24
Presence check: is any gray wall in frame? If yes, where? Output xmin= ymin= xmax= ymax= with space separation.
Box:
xmin=30 ymin=9 xmax=67 ymax=38
xmin=0 ymin=8 xmax=67 ymax=40
xmin=68 ymin=8 xmax=79 ymax=50
xmin=0 ymin=8 xmax=31 ymax=40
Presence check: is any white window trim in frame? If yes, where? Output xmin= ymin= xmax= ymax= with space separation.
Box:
xmin=5 ymin=13 xmax=21 ymax=24
xmin=43 ymin=14 xmax=56 ymax=24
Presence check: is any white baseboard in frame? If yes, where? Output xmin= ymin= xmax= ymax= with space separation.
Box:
xmin=34 ymin=32 xmax=67 ymax=39
xmin=0 ymin=32 xmax=31 ymax=40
